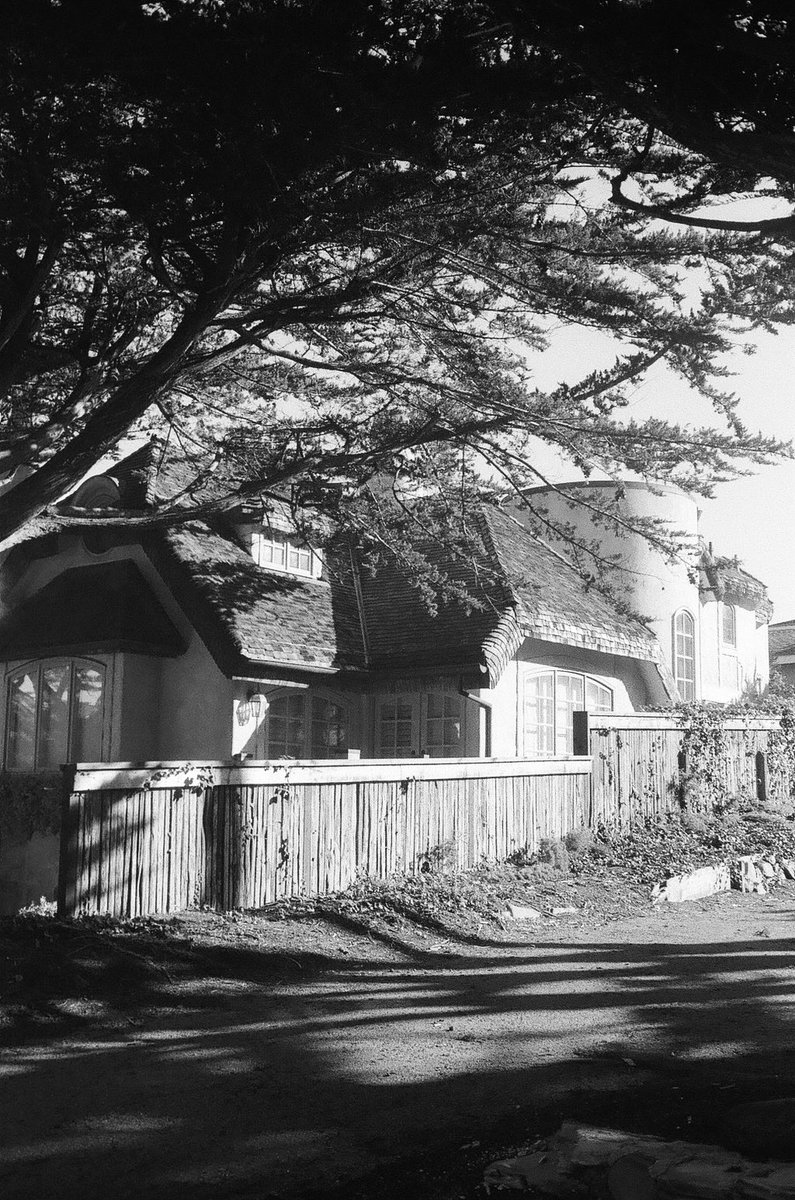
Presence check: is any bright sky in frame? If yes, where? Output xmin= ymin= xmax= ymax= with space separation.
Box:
xmin=524 ymin=174 xmax=795 ymax=623
xmin=657 ymin=330 xmax=795 ymax=622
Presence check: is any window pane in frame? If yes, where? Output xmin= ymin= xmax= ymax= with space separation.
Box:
xmin=424 ymin=693 xmax=461 ymax=756
xmin=71 ymin=667 xmax=104 ymax=761
xmin=585 ymin=679 xmax=613 ymax=713
xmin=722 ymin=604 xmax=736 ymax=646
xmin=38 ymin=664 xmax=70 ymax=769
xmin=6 ymin=671 xmax=37 ymax=770
xmin=555 ymin=673 xmax=584 ymax=755
xmin=267 ymin=694 xmax=306 ymax=757
xmin=524 ymin=672 xmax=555 ymax=756
xmin=674 ymin=611 xmax=696 ymax=701
xmin=379 ymin=697 xmax=415 ymax=756
xmin=311 ymin=699 xmax=348 ymax=758
xmin=287 ymin=544 xmax=312 ymax=572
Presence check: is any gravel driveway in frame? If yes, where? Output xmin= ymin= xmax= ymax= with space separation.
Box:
xmin=2 ymin=887 xmax=795 ymax=1199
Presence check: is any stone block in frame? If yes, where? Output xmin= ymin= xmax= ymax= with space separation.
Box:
xmin=655 ymin=863 xmax=731 ymax=904
xmin=739 ymin=856 xmax=760 ymax=893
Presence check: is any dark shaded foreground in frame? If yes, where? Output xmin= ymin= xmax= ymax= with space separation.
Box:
xmin=2 ymin=892 xmax=795 ymax=1200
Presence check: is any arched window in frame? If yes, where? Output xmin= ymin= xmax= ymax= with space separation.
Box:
xmin=673 ymin=610 xmax=696 ymax=701
xmin=523 ymin=670 xmax=612 ymax=756
xmin=5 ymin=658 xmax=107 ymax=770
xmin=722 ymin=603 xmax=737 ymax=648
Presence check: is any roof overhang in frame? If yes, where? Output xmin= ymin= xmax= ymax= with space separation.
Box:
xmin=0 ymin=560 xmax=185 ymax=660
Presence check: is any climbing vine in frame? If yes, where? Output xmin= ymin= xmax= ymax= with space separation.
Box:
xmin=675 ymin=703 xmax=734 ymax=810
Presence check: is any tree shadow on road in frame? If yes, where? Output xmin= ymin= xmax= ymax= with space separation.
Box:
xmin=3 ymin=912 xmax=795 ymax=1200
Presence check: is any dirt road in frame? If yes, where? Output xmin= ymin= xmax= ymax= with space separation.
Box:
xmin=2 ymin=888 xmax=795 ymax=1199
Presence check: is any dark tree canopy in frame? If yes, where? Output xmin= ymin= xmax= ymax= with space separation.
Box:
xmin=0 ymin=0 xmax=792 ymax=589
xmin=517 ymin=1 xmax=795 ymax=196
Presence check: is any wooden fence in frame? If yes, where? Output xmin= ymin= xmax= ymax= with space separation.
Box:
xmin=58 ymin=756 xmax=592 ymax=917
xmin=575 ymin=712 xmax=783 ymax=828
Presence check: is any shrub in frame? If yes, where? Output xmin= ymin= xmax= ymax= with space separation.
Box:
xmin=565 ymin=827 xmax=595 ymax=856
xmin=537 ymin=837 xmax=570 ymax=873
xmin=680 ymin=810 xmax=709 ymax=836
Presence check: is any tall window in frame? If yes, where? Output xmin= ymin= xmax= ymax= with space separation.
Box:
xmin=378 ymin=697 xmax=415 ymax=757
xmin=265 ymin=693 xmax=349 ymax=758
xmin=311 ymin=698 xmax=348 ymax=757
xmin=376 ymin=692 xmax=464 ymax=758
xmin=673 ymin=610 xmax=696 ymax=701
xmin=5 ymin=659 xmax=106 ymax=770
xmin=424 ymin=693 xmax=463 ymax=757
xmin=524 ymin=670 xmax=612 ymax=756
xmin=266 ymin=693 xmax=306 ymax=757
xmin=722 ymin=603 xmax=737 ymax=647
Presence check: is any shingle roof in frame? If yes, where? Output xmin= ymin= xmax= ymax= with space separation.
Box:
xmin=769 ymin=620 xmax=795 ymax=659
xmin=144 ymin=502 xmax=660 ymax=684
xmin=354 ymin=529 xmax=508 ymax=675
xmin=700 ymin=552 xmax=773 ymax=625
xmin=481 ymin=507 xmax=660 ymax=661
xmin=146 ymin=522 xmax=365 ymax=677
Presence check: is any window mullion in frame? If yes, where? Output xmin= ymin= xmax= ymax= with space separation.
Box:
xmin=66 ymin=661 xmax=76 ymax=764
xmin=34 ymin=662 xmax=43 ymax=771
xmin=306 ymin=695 xmax=314 ymax=757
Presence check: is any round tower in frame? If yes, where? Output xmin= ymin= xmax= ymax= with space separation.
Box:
xmin=521 ymin=480 xmax=702 ymax=694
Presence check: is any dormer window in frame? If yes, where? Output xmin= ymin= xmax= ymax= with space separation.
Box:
xmin=250 ymin=529 xmax=321 ymax=578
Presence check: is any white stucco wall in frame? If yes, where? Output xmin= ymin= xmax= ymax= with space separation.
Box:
xmin=699 ymin=597 xmax=768 ymax=702
xmin=479 ymin=637 xmax=658 ymax=758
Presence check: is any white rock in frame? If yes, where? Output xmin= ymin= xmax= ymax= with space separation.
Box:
xmin=505 ymin=902 xmax=542 ymax=921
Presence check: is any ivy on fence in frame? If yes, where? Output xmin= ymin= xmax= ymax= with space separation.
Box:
xmin=674 ymin=695 xmax=795 ymax=811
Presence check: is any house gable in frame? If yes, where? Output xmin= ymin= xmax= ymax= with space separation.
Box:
xmin=0 ymin=560 xmax=185 ymax=659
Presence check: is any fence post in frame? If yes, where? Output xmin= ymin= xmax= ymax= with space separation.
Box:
xmin=57 ymin=765 xmax=78 ymax=916
xmin=572 ymin=711 xmax=590 ymax=757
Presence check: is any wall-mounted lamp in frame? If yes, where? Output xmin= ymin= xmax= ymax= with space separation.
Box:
xmin=247 ymin=690 xmax=269 ymax=719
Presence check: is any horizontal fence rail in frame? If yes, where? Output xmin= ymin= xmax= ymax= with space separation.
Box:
xmin=59 ymin=756 xmax=592 ymax=918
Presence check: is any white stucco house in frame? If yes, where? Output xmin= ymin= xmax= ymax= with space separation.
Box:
xmin=0 ymin=447 xmax=773 ymax=912
xmin=0 ymin=451 xmax=771 ymax=775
